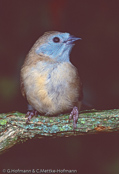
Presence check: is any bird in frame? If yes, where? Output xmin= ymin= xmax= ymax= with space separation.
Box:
xmin=20 ymin=31 xmax=83 ymax=129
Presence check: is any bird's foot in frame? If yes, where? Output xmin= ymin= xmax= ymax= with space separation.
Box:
xmin=25 ymin=110 xmax=38 ymax=123
xmin=69 ymin=106 xmax=79 ymax=129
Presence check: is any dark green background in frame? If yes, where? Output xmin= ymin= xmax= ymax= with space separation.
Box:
xmin=0 ymin=0 xmax=119 ymax=173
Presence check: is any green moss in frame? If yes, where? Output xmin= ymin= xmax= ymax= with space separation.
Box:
xmin=32 ymin=118 xmax=39 ymax=123
xmin=49 ymin=119 xmax=53 ymax=123
xmin=50 ymin=125 xmax=59 ymax=133
xmin=13 ymin=112 xmax=24 ymax=116
xmin=0 ymin=119 xmax=7 ymax=125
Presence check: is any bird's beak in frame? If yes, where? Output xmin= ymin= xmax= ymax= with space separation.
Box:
xmin=64 ymin=35 xmax=82 ymax=44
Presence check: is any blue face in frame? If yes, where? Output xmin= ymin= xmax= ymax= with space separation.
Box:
xmin=36 ymin=32 xmax=80 ymax=62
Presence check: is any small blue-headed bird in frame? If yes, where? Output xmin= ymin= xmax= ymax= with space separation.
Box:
xmin=20 ymin=31 xmax=83 ymax=128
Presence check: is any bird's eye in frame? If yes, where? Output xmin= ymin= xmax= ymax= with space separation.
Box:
xmin=53 ymin=37 xmax=60 ymax=43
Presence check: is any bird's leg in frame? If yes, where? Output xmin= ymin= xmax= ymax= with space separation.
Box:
xmin=26 ymin=104 xmax=38 ymax=123
xmin=69 ymin=106 xmax=79 ymax=129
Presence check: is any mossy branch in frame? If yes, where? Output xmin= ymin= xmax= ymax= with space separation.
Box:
xmin=0 ymin=109 xmax=119 ymax=154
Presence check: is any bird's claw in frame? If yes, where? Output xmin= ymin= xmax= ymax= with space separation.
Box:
xmin=25 ymin=110 xmax=38 ymax=123
xmin=69 ymin=106 xmax=79 ymax=129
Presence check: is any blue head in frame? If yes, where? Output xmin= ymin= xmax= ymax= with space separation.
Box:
xmin=35 ymin=31 xmax=81 ymax=62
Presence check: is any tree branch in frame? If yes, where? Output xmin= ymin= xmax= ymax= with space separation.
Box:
xmin=0 ymin=109 xmax=119 ymax=154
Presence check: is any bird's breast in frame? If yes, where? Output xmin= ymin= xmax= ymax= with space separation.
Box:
xmin=22 ymin=61 xmax=80 ymax=114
